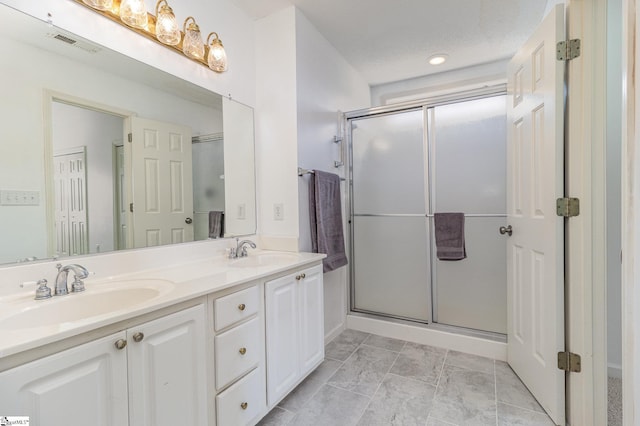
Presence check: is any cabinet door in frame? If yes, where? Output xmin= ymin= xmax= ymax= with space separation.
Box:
xmin=298 ymin=265 xmax=325 ymax=376
xmin=127 ymin=304 xmax=207 ymax=426
xmin=0 ymin=332 xmax=128 ymax=426
xmin=265 ymin=273 xmax=300 ymax=406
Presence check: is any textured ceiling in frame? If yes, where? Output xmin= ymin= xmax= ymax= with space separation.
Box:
xmin=233 ymin=0 xmax=550 ymax=86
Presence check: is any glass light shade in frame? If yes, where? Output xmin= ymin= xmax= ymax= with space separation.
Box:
xmin=120 ymin=0 xmax=148 ymax=29
xmin=207 ymin=33 xmax=228 ymax=72
xmin=82 ymin=0 xmax=113 ymax=11
xmin=155 ymin=4 xmax=181 ymax=46
xmin=182 ymin=18 xmax=204 ymax=60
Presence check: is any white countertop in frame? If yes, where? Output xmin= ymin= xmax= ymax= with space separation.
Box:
xmin=0 ymin=250 xmax=325 ymax=359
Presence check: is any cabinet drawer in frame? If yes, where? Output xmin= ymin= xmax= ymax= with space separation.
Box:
xmin=215 ymin=285 xmax=260 ymax=331
xmin=216 ymin=367 xmax=265 ymax=426
xmin=215 ymin=317 xmax=262 ymax=389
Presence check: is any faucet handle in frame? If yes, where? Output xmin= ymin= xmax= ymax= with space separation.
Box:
xmin=35 ymin=279 xmax=52 ymax=300
xmin=71 ymin=275 xmax=85 ymax=293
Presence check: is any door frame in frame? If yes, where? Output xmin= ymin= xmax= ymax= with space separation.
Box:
xmin=565 ymin=0 xmax=608 ymax=424
xmin=42 ymin=90 xmax=134 ymax=258
xmin=622 ymin=0 xmax=638 ymax=423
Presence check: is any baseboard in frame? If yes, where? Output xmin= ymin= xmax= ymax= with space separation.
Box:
xmin=347 ymin=314 xmax=507 ymax=361
xmin=608 ymin=363 xmax=622 ymax=379
xmin=324 ymin=322 xmax=346 ymax=345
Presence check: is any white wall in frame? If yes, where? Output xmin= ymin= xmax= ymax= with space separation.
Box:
xmin=606 ymin=0 xmax=623 ymax=378
xmin=370 ymin=59 xmax=508 ymax=106
xmin=293 ymin=9 xmax=370 ymax=340
xmin=0 ymin=0 xmax=256 ymax=106
xmin=52 ymin=102 xmax=123 ymax=254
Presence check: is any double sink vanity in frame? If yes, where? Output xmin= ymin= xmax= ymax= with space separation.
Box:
xmin=0 ymin=246 xmax=326 ymax=426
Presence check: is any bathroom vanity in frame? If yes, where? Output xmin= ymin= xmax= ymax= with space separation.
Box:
xmin=0 ymin=250 xmax=325 ymax=426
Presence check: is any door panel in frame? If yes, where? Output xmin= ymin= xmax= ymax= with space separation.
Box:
xmin=506 ymin=5 xmax=565 ymax=424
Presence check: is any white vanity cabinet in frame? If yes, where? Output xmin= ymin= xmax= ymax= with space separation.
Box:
xmin=127 ymin=304 xmax=207 ymax=426
xmin=0 ymin=303 xmax=206 ymax=426
xmin=0 ymin=331 xmax=129 ymax=425
xmin=265 ymin=264 xmax=324 ymax=406
xmin=212 ymin=284 xmax=267 ymax=426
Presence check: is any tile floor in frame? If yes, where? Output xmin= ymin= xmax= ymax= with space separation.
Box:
xmin=258 ymin=329 xmax=556 ymax=426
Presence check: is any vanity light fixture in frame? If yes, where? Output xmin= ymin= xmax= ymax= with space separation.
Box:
xmin=155 ymin=0 xmax=181 ymax=46
xmin=119 ymin=0 xmax=148 ymax=29
xmin=207 ymin=32 xmax=228 ymax=72
xmin=82 ymin=0 xmax=113 ymax=11
xmin=428 ymin=54 xmax=448 ymax=65
xmin=183 ymin=17 xmax=205 ymax=60
xmin=73 ymin=0 xmax=228 ymax=73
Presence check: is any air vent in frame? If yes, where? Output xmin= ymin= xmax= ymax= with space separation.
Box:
xmin=46 ymin=31 xmax=102 ymax=54
xmin=53 ymin=33 xmax=76 ymax=45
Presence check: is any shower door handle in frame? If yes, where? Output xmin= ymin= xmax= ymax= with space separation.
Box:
xmin=499 ymin=225 xmax=513 ymax=236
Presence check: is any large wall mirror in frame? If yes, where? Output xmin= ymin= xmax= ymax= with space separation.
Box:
xmin=0 ymin=4 xmax=257 ymax=265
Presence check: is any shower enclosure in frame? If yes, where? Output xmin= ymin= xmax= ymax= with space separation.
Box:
xmin=348 ymin=91 xmax=508 ymax=335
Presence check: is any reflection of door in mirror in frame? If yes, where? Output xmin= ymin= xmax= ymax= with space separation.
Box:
xmin=51 ymin=101 xmax=124 ymax=257
xmin=128 ymin=117 xmax=194 ymax=248
xmin=53 ymin=149 xmax=88 ymax=257
xmin=192 ymin=134 xmax=225 ymax=240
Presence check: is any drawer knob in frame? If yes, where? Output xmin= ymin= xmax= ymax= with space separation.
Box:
xmin=239 ymin=347 xmax=247 ymax=355
xmin=114 ymin=339 xmax=127 ymax=350
xmin=295 ymin=275 xmax=301 ymax=281
xmin=238 ymin=303 xmax=246 ymax=311
xmin=240 ymin=402 xmax=248 ymax=410
xmin=133 ymin=332 xmax=144 ymax=342
xmin=301 ymin=273 xmax=306 ymax=279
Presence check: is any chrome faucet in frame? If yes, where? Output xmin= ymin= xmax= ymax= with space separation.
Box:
xmin=55 ymin=263 xmax=90 ymax=296
xmin=229 ymin=238 xmax=256 ymax=258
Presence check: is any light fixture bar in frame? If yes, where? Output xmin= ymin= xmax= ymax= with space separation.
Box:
xmin=72 ymin=0 xmax=227 ymax=72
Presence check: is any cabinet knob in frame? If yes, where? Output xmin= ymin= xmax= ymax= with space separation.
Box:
xmin=238 ymin=303 xmax=246 ymax=311
xmin=240 ymin=402 xmax=248 ymax=410
xmin=295 ymin=275 xmax=301 ymax=281
xmin=133 ymin=332 xmax=144 ymax=342
xmin=301 ymin=273 xmax=306 ymax=279
xmin=114 ymin=339 xmax=127 ymax=350
xmin=239 ymin=347 xmax=247 ymax=355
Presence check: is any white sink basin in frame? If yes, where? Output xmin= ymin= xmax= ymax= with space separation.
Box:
xmin=229 ymin=252 xmax=300 ymax=268
xmin=0 ymin=279 xmax=174 ymax=330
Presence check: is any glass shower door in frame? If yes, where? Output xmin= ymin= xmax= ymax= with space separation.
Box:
xmin=350 ymin=109 xmax=431 ymax=322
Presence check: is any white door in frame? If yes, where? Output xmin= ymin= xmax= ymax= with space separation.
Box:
xmin=129 ymin=117 xmax=194 ymax=248
xmin=0 ymin=332 xmax=129 ymax=426
xmin=127 ymin=305 xmax=207 ymax=426
xmin=53 ymin=149 xmax=88 ymax=257
xmin=506 ymin=5 xmax=565 ymax=425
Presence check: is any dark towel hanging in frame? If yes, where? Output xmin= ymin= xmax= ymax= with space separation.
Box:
xmin=434 ymin=212 xmax=467 ymax=261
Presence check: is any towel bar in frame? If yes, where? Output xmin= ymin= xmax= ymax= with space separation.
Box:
xmin=298 ymin=167 xmax=346 ymax=181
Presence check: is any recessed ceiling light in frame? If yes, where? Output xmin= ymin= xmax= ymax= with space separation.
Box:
xmin=428 ymin=54 xmax=448 ymax=65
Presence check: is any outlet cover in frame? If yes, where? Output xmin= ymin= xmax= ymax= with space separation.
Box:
xmin=274 ymin=203 xmax=284 ymax=221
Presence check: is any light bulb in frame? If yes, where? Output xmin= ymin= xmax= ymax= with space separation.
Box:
xmin=207 ymin=32 xmax=228 ymax=72
xmin=182 ymin=17 xmax=204 ymax=60
xmin=120 ymin=0 xmax=148 ymax=29
xmin=82 ymin=0 xmax=113 ymax=11
xmin=155 ymin=0 xmax=180 ymax=46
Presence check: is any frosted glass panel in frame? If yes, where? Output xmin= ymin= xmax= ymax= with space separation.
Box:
xmin=353 ymin=216 xmax=430 ymax=321
xmin=352 ymin=110 xmax=425 ymax=214
xmin=433 ymin=96 xmax=506 ymax=213
xmin=433 ymin=217 xmax=507 ymax=333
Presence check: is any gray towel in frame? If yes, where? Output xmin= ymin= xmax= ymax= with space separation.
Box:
xmin=434 ymin=212 xmax=466 ymax=261
xmin=309 ymin=170 xmax=348 ymax=272
xmin=208 ymin=211 xmax=224 ymax=239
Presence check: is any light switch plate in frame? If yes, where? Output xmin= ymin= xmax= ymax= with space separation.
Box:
xmin=0 ymin=190 xmax=40 ymax=206
xmin=274 ymin=203 xmax=284 ymax=221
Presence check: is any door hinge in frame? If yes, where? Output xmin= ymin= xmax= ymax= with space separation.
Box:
xmin=556 ymin=39 xmax=581 ymax=61
xmin=128 ymin=133 xmax=132 ymax=143
xmin=130 ymin=203 xmax=133 ymax=213
xmin=557 ymin=351 xmax=582 ymax=373
xmin=556 ymin=197 xmax=580 ymax=217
